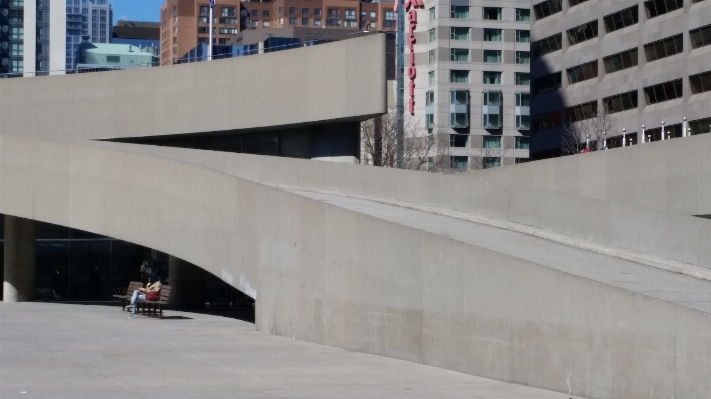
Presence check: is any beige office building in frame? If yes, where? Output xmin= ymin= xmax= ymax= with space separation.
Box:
xmin=530 ymin=0 xmax=711 ymax=158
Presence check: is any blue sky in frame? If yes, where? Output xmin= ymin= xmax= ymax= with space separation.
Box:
xmin=112 ymin=0 xmax=164 ymax=24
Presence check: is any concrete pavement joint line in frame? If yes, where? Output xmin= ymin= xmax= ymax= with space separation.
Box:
xmin=275 ymin=186 xmax=711 ymax=283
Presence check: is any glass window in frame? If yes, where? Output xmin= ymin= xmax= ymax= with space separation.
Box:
xmin=451 ymin=27 xmax=470 ymax=40
xmin=483 ymin=157 xmax=501 ymax=169
xmin=604 ymin=5 xmax=639 ymax=33
xmin=450 ymin=156 xmax=469 ymax=170
xmin=570 ymin=0 xmax=590 ymax=6
xmin=516 ymin=51 xmax=531 ymax=64
xmin=263 ymin=10 xmax=269 ymax=17
xmin=483 ymin=91 xmax=502 ymax=106
xmin=221 ymin=7 xmax=236 ymax=17
xmin=516 ymin=30 xmax=530 ymax=43
xmin=483 ymin=29 xmax=502 ymax=42
xmin=566 ymin=60 xmax=598 ymax=84
xmin=429 ymin=7 xmax=435 ymax=20
xmin=302 ymin=8 xmax=309 ymax=15
xmin=450 ymin=135 xmax=468 ymax=148
xmin=690 ymin=24 xmax=711 ymax=49
xmin=10 ymin=26 xmax=23 ymax=40
xmin=345 ymin=9 xmax=356 ymax=19
xmin=533 ymin=0 xmax=562 ymax=20
xmin=450 ymin=70 xmax=469 ymax=83
xmin=532 ymin=33 xmax=563 ymax=58
xmin=483 ymin=71 xmax=502 ymax=84
xmin=429 ymin=50 xmax=435 ymax=63
xmin=289 ymin=7 xmax=297 ymax=14
xmin=450 ymin=90 xmax=469 ymax=105
xmin=567 ymin=20 xmax=598 ymax=45
xmin=516 ymin=73 xmax=530 ymax=85
xmin=644 ymin=34 xmax=683 ymax=61
xmin=643 ymin=79 xmax=683 ymax=104
xmin=483 ymin=7 xmax=502 ymax=20
xmin=532 ymin=109 xmax=563 ymax=130
xmin=483 ymin=136 xmax=501 ymax=148
xmin=484 ymin=50 xmax=501 ymax=63
xmin=451 ymin=113 xmax=469 ymax=127
xmin=603 ymin=48 xmax=638 ymax=73
xmin=690 ymin=70 xmax=711 ymax=94
xmin=532 ymin=71 xmax=562 ymax=95
xmin=426 ymin=91 xmax=435 ymax=105
xmin=314 ymin=8 xmax=322 ymax=15
xmin=515 ymin=8 xmax=531 ymax=21
xmin=429 ymin=71 xmax=435 ymax=84
xmin=302 ymin=18 xmax=309 ymax=25
xmin=429 ymin=28 xmax=436 ymax=42
xmin=689 ymin=116 xmax=711 ymax=135
xmin=567 ymin=101 xmax=598 ymax=123
xmin=451 ymin=6 xmax=469 ymax=18
xmin=426 ymin=114 xmax=435 ymax=129
xmin=313 ymin=19 xmax=320 ymax=26
xmin=603 ymin=90 xmax=638 ymax=113
xmin=451 ymin=48 xmax=469 ymax=61
xmin=644 ymin=0 xmax=683 ymax=19
xmin=515 ymin=137 xmax=530 ymax=149
xmin=289 ymin=17 xmax=297 ymax=24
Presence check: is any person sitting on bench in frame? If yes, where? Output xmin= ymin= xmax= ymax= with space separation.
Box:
xmin=127 ymin=275 xmax=162 ymax=317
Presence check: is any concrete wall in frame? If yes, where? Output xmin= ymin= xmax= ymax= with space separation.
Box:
xmin=1 ymin=133 xmax=709 ymax=399
xmin=107 ymin=133 xmax=711 ymax=273
xmin=0 ymin=34 xmax=386 ymax=140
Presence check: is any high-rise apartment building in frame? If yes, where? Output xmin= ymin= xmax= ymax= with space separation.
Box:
xmin=66 ymin=0 xmax=113 ymax=71
xmin=530 ymin=0 xmax=711 ymax=158
xmin=0 ymin=0 xmax=66 ymax=76
xmin=160 ymin=0 xmax=396 ymax=65
xmin=411 ymin=1 xmax=532 ymax=170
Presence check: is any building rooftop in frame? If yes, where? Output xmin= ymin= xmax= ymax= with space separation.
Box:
xmin=83 ymin=42 xmax=156 ymax=56
xmin=112 ymin=20 xmax=160 ymax=40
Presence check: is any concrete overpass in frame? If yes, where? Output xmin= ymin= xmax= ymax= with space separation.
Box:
xmin=0 ymin=34 xmax=710 ymax=399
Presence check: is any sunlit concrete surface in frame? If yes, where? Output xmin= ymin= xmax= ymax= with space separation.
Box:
xmin=0 ymin=303 xmax=587 ymax=399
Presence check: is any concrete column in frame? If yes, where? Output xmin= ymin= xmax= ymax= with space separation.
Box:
xmin=168 ymin=255 xmax=206 ymax=310
xmin=3 ymin=216 xmax=37 ymax=302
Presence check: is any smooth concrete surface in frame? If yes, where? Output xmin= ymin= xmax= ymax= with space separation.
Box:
xmin=0 ymin=303 xmax=588 ymax=399
xmin=2 ymin=216 xmax=36 ymax=302
xmin=98 ymin=135 xmax=711 ymax=273
xmin=168 ymin=255 xmax=207 ymax=310
xmin=1 ymin=133 xmax=710 ymax=399
xmin=0 ymin=34 xmax=386 ymax=140
xmin=468 ymin=134 xmax=711 ymax=217
xmin=289 ymin=189 xmax=711 ymax=316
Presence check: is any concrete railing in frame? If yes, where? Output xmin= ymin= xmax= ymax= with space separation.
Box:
xmin=2 ymin=133 xmax=710 ymax=399
xmin=111 ymin=138 xmax=711 ymax=274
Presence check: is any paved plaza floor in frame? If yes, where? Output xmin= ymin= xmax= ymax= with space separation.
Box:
xmin=0 ymin=302 xmax=587 ymax=399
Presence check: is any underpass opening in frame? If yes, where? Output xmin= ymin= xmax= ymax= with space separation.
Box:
xmin=0 ymin=215 xmax=254 ymax=322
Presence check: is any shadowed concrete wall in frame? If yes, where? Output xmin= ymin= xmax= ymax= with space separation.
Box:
xmin=1 ymin=133 xmax=709 ymax=399
xmin=0 ymin=34 xmax=386 ymax=141
xmin=104 ymin=135 xmax=711 ymax=274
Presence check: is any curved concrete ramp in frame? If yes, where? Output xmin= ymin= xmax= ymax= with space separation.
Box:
xmin=1 ymin=133 xmax=710 ymax=399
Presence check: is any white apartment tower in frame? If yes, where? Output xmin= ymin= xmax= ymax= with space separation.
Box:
xmin=410 ymin=0 xmax=532 ymax=170
xmin=0 ymin=0 xmax=66 ymax=76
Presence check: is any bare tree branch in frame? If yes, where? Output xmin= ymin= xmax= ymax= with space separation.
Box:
xmin=561 ymin=103 xmax=616 ymax=156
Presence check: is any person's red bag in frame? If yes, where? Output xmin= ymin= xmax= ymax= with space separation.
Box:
xmin=146 ymin=291 xmax=160 ymax=301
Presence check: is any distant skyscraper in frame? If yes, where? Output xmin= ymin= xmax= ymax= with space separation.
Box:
xmin=0 ymin=0 xmax=66 ymax=77
xmin=66 ymin=0 xmax=112 ymax=72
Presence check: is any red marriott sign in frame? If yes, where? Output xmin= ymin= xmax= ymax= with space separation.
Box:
xmin=405 ymin=0 xmax=424 ymax=115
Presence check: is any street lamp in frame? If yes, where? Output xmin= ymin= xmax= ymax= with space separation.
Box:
xmin=641 ymin=125 xmax=645 ymax=143
xmin=661 ymin=121 xmax=665 ymax=141
xmin=622 ymin=128 xmax=627 ymax=147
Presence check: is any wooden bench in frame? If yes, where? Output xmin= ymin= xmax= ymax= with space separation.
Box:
xmin=113 ymin=281 xmax=143 ymax=310
xmin=136 ymin=285 xmax=172 ymax=318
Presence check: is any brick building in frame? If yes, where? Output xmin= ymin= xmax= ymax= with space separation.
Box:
xmin=160 ymin=0 xmax=395 ymax=65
